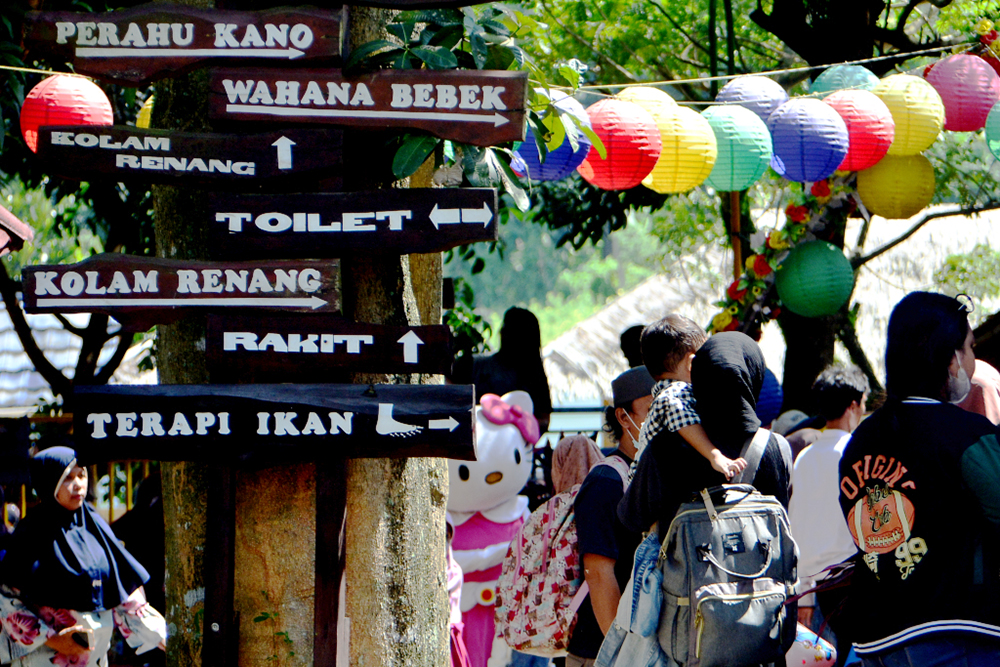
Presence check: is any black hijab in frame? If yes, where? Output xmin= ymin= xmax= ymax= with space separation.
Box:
xmin=691 ymin=332 xmax=765 ymax=457
xmin=3 ymin=447 xmax=149 ymax=611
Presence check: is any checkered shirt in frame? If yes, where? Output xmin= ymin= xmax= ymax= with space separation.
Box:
xmin=635 ymin=379 xmax=701 ymax=461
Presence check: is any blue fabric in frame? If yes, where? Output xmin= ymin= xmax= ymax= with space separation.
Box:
xmin=508 ymin=650 xmax=550 ymax=667
xmin=858 ymin=634 xmax=1000 ymax=667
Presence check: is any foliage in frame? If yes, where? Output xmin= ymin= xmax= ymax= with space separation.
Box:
xmin=444 ymin=277 xmax=493 ymax=378
xmin=253 ymin=600 xmax=295 ymax=665
xmin=934 ymin=243 xmax=1000 ymax=326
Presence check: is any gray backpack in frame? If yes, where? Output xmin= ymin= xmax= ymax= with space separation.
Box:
xmin=656 ymin=429 xmax=798 ymax=667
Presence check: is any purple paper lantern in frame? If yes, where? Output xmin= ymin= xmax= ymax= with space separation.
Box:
xmin=767 ymin=98 xmax=849 ymax=183
xmin=716 ymin=76 xmax=789 ymax=124
xmin=512 ymin=92 xmax=592 ymax=182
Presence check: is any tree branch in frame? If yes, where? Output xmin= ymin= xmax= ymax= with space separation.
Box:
xmin=93 ymin=331 xmax=133 ymax=385
xmin=836 ymin=310 xmax=885 ymax=398
xmin=54 ymin=313 xmax=88 ymax=337
xmin=539 ymin=0 xmax=639 ymax=82
xmin=649 ymin=0 xmax=710 ymax=58
xmin=73 ymin=314 xmax=112 ymax=383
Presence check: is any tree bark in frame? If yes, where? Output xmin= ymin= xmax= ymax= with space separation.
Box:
xmin=776 ymin=312 xmax=836 ymax=413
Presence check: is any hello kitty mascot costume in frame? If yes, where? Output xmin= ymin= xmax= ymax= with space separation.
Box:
xmin=448 ymin=391 xmax=538 ymax=667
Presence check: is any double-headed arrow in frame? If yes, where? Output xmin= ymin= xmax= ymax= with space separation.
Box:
xmin=429 ymin=203 xmax=493 ymax=229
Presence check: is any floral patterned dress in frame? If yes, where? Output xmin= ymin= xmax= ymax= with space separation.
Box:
xmin=0 ymin=585 xmax=166 ymax=667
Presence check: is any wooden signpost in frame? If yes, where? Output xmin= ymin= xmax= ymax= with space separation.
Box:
xmin=206 ymin=314 xmax=452 ymax=379
xmin=35 ymin=126 xmax=344 ymax=189
xmin=209 ymin=68 xmax=528 ymax=145
xmin=22 ymin=255 xmax=340 ymax=327
xmin=72 ymin=383 xmax=477 ymax=463
xmin=207 ymin=188 xmax=497 ymax=258
xmin=24 ymin=3 xmax=344 ymax=85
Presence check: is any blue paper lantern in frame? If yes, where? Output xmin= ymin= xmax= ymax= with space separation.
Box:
xmin=767 ymin=98 xmax=849 ymax=183
xmin=702 ymin=105 xmax=773 ymax=191
xmin=811 ymin=65 xmax=879 ymax=96
xmin=716 ymin=76 xmax=789 ymax=123
xmin=512 ymin=91 xmax=592 ymax=182
xmin=756 ymin=368 xmax=783 ymax=427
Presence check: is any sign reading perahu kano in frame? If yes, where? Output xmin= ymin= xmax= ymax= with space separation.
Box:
xmin=209 ymin=68 xmax=528 ymax=146
xmin=73 ymin=383 xmax=477 ymax=463
xmin=23 ymin=3 xmax=344 ymax=85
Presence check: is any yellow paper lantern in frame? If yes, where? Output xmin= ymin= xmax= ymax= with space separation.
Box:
xmin=872 ymin=75 xmax=943 ymax=156
xmin=136 ymin=96 xmax=154 ymax=129
xmin=857 ymin=154 xmax=935 ymax=219
xmin=617 ymin=86 xmax=677 ymax=108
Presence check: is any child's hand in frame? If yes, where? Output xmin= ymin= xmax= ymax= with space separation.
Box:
xmin=711 ymin=453 xmax=748 ymax=480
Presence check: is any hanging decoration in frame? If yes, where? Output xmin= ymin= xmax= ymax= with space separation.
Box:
xmin=716 ymin=76 xmax=789 ymax=123
xmin=767 ymin=98 xmax=849 ymax=183
xmin=810 ymin=65 xmax=880 ymax=97
xmin=823 ymin=90 xmax=895 ymax=171
xmin=857 ymin=154 xmax=935 ymax=220
xmin=986 ymin=100 xmax=1000 ymax=159
xmin=136 ymin=96 xmax=155 ymax=129
xmin=775 ymin=240 xmax=854 ymax=318
xmin=512 ymin=91 xmax=593 ymax=182
xmin=702 ymin=105 xmax=773 ymax=192
xmin=577 ymin=98 xmax=661 ymax=191
xmin=873 ymin=75 xmax=944 ymax=156
xmin=20 ymin=74 xmax=114 ymax=153
xmin=925 ymin=53 xmax=1000 ymax=132
xmin=976 ymin=18 xmax=1000 ymax=76
xmin=616 ymin=86 xmax=677 ymax=108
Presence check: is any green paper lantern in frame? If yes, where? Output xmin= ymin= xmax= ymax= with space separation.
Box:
xmin=986 ymin=101 xmax=1000 ymax=160
xmin=811 ymin=65 xmax=879 ymax=96
xmin=702 ymin=105 xmax=773 ymax=191
xmin=776 ymin=241 xmax=854 ymax=318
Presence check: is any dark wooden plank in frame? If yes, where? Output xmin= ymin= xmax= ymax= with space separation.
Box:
xmin=207 ymin=189 xmax=497 ymax=258
xmin=203 ymin=465 xmax=237 ymax=667
xmin=72 ymin=383 xmax=477 ymax=463
xmin=209 ymin=68 xmax=527 ymax=146
xmin=206 ymin=314 xmax=452 ymax=380
xmin=22 ymin=255 xmax=340 ymax=327
xmin=24 ymin=3 xmax=344 ymax=86
xmin=35 ymin=126 xmax=344 ymax=190
xmin=313 ymin=457 xmax=346 ymax=667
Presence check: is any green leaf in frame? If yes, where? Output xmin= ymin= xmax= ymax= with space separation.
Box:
xmin=558 ymin=65 xmax=581 ymax=88
xmin=488 ymin=149 xmax=529 ymax=211
xmin=253 ymin=614 xmax=270 ymax=623
xmin=472 ymin=257 xmax=485 ymax=273
xmin=393 ymin=135 xmax=441 ymax=178
xmin=411 ymin=46 xmax=459 ymax=69
xmin=469 ymin=32 xmax=488 ymax=69
xmin=428 ymin=24 xmax=464 ymax=50
xmin=394 ymin=50 xmax=415 ymax=69
xmin=572 ymin=117 xmax=604 ymax=159
xmin=399 ymin=9 xmax=464 ymax=26
xmin=387 ymin=22 xmax=416 ymax=43
xmin=344 ymin=39 xmax=398 ymax=70
xmin=544 ymin=113 xmax=565 ymax=152
xmin=557 ymin=109 xmax=581 ymax=152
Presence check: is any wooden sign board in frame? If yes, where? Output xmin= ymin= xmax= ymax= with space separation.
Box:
xmin=207 ymin=189 xmax=497 ymax=258
xmin=24 ymin=3 xmax=344 ymax=85
xmin=22 ymin=254 xmax=339 ymax=327
xmin=35 ymin=126 xmax=344 ymax=190
xmin=73 ymin=383 xmax=477 ymax=463
xmin=209 ymin=68 xmax=528 ymax=146
xmin=207 ymin=315 xmax=452 ymax=380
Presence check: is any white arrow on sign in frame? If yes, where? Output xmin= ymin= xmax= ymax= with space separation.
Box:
xmin=429 ymin=417 xmax=459 ymax=431
xmin=76 ymin=47 xmax=306 ymax=59
xmin=35 ymin=296 xmax=328 ymax=309
xmin=272 ymin=136 xmax=296 ymax=170
xmin=429 ymin=203 xmax=493 ymax=230
xmin=225 ymin=105 xmax=511 ymax=127
xmin=397 ymin=330 xmax=425 ymax=364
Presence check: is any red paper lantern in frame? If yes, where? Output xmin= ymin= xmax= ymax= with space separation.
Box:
xmin=577 ymin=99 xmax=661 ymax=190
xmin=925 ymin=53 xmax=1000 ymax=132
xmin=824 ymin=89 xmax=895 ymax=171
xmin=20 ymin=75 xmax=113 ymax=153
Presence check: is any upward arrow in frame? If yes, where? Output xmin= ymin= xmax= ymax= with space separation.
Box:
xmin=272 ymin=136 xmax=297 ymax=170
xmin=397 ymin=330 xmax=425 ymax=364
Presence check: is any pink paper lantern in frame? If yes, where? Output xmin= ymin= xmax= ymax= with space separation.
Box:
xmin=20 ymin=75 xmax=113 ymax=153
xmin=824 ymin=89 xmax=895 ymax=171
xmin=577 ymin=99 xmax=662 ymax=190
xmin=925 ymin=53 xmax=1000 ymax=132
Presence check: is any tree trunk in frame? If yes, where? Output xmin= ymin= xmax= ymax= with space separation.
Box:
xmin=776 ymin=311 xmax=836 ymax=414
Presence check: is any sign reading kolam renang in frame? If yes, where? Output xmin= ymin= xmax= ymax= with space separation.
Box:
xmin=22 ymin=255 xmax=340 ymax=325
xmin=24 ymin=3 xmax=344 ymax=85
xmin=35 ymin=126 xmax=344 ymax=189
xmin=207 ymin=189 xmax=497 ymax=258
xmin=73 ymin=383 xmax=476 ymax=463
xmin=209 ymin=68 xmax=528 ymax=146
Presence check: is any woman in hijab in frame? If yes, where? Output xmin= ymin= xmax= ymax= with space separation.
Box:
xmin=0 ymin=447 xmax=166 ymax=666
xmin=551 ymin=435 xmax=604 ymax=494
xmin=619 ymin=331 xmax=792 ymax=536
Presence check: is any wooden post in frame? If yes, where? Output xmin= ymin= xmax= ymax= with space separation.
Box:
xmin=730 ymin=190 xmax=742 ymax=281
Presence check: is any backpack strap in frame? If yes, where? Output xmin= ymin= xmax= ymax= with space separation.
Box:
xmin=594 ymin=455 xmax=632 ymax=492
xmin=733 ymin=428 xmax=770 ymax=486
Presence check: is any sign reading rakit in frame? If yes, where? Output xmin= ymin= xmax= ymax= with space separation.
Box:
xmin=73 ymin=383 xmax=476 ymax=463
xmin=207 ymin=189 xmax=497 ymax=258
xmin=24 ymin=3 xmax=344 ymax=85
xmin=209 ymin=68 xmax=528 ymax=146
xmin=35 ymin=126 xmax=344 ymax=188
xmin=206 ymin=314 xmax=451 ymax=380
xmin=22 ymin=255 xmax=339 ymax=324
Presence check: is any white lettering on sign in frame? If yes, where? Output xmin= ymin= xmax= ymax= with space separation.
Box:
xmin=174 ymin=268 xmax=321 ymax=294
xmin=34 ymin=270 xmax=159 ymax=296
xmin=389 ymin=84 xmax=506 ymax=110
xmin=256 ymin=411 xmax=354 ymax=436
xmin=51 ymin=131 xmax=171 ymax=151
xmin=215 ymin=210 xmax=414 ymax=234
xmin=86 ymin=411 xmax=231 ymax=438
xmin=224 ymin=332 xmax=373 ymax=354
xmin=222 ymin=79 xmax=376 ymax=107
xmin=115 ymin=155 xmax=256 ymax=176
xmin=53 ymin=21 xmax=313 ymax=51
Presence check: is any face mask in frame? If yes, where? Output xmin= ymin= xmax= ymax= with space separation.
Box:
xmin=947 ymin=355 xmax=972 ymax=404
xmin=624 ymin=412 xmax=644 ymax=447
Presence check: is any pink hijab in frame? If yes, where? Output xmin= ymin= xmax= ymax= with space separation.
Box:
xmin=958 ymin=360 xmax=1000 ymax=425
xmin=551 ymin=435 xmax=604 ymax=494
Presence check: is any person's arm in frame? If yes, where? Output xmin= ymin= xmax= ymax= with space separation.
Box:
xmin=113 ymin=587 xmax=167 ymax=653
xmin=0 ymin=586 xmax=86 ymax=660
xmin=676 ymin=423 xmax=747 ymax=479
xmin=581 ymin=553 xmax=620 ymax=635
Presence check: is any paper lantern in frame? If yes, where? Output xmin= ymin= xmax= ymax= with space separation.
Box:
xmin=756 ymin=368 xmax=783 ymax=427
xmin=811 ymin=65 xmax=879 ymax=96
xmin=136 ymin=96 xmax=154 ymax=129
xmin=775 ymin=240 xmax=854 ymax=318
xmin=627 ymin=102 xmax=716 ymax=194
xmin=824 ymin=89 xmax=894 ymax=171
xmin=716 ymin=76 xmax=789 ymax=123
xmin=20 ymin=75 xmax=113 ymax=153
xmin=616 ymin=86 xmax=677 ymax=108
xmin=767 ymin=98 xmax=849 ymax=183
xmin=925 ymin=53 xmax=1000 ymax=132
xmin=873 ymin=75 xmax=944 ymax=155
xmin=702 ymin=105 xmax=772 ymax=191
xmin=512 ymin=91 xmax=592 ymax=182
xmin=986 ymin=101 xmax=1000 ymax=159
xmin=857 ymin=154 xmax=935 ymax=220
xmin=577 ymin=99 xmax=661 ymax=190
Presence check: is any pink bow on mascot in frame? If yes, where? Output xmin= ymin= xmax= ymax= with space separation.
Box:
xmin=448 ymin=391 xmax=539 ymax=667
